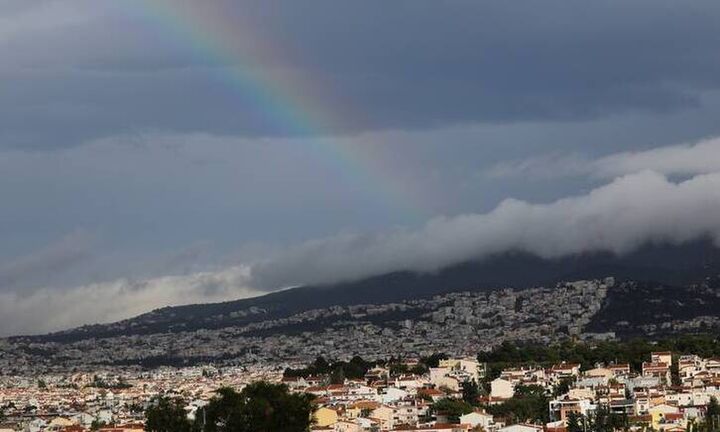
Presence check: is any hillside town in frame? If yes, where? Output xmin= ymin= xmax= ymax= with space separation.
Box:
xmin=0 ymin=280 xmax=613 ymax=374
xmin=3 ymin=348 xmax=720 ymax=432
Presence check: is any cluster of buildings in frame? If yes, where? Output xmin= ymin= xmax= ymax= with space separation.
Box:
xmin=3 ymin=350 xmax=720 ymax=432
xmin=297 ymin=351 xmax=720 ymax=432
xmin=491 ymin=351 xmax=720 ymax=432
xmin=0 ymin=366 xmax=282 ymax=432
xmin=3 ymin=276 xmax=720 ymax=431
xmin=285 ymin=357 xmax=494 ymax=432
xmin=0 ymin=280 xmax=612 ymax=374
xmin=0 ymin=357 xmax=496 ymax=432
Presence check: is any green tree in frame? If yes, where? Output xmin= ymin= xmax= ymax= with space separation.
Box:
xmin=423 ymin=353 xmax=449 ymax=368
xmin=389 ymin=363 xmax=410 ymax=375
xmin=145 ymin=397 xmax=192 ymax=432
xmin=707 ymin=397 xmax=720 ymax=432
xmin=196 ymin=383 xmax=316 ymax=432
xmin=91 ymin=420 xmax=107 ymax=431
xmin=312 ymin=357 xmax=330 ymax=374
xmin=567 ymin=412 xmax=583 ymax=432
xmin=462 ymin=380 xmax=481 ymax=406
xmin=330 ymin=367 xmax=346 ymax=385
xmin=553 ymin=377 xmax=574 ymax=397
xmin=431 ymin=398 xmax=473 ymax=423
xmin=486 ymin=385 xmax=549 ymax=424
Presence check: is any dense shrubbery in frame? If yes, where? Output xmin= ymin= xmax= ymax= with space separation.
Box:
xmin=479 ymin=335 xmax=720 ymax=378
xmin=485 ymin=384 xmax=550 ymax=424
xmin=145 ymin=397 xmax=192 ymax=432
xmin=283 ymin=355 xmax=375 ymax=381
xmin=567 ymin=406 xmax=628 ymax=432
xmin=283 ymin=353 xmax=448 ymax=382
xmin=431 ymin=398 xmax=474 ymax=423
xmin=145 ymin=383 xmax=316 ymax=432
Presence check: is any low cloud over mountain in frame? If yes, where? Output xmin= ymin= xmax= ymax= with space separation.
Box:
xmin=4 ymin=138 xmax=720 ymax=335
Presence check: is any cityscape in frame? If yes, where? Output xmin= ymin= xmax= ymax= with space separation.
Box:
xmin=4 ymin=342 xmax=720 ymax=431
xmin=4 ymin=1 xmax=720 ymax=431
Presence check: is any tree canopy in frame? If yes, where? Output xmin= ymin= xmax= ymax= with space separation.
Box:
xmin=431 ymin=398 xmax=473 ymax=423
xmin=196 ymin=383 xmax=316 ymax=432
xmin=144 ymin=383 xmax=315 ymax=432
xmin=145 ymin=397 xmax=192 ymax=432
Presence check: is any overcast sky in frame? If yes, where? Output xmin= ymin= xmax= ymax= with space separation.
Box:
xmin=3 ymin=0 xmax=720 ymax=335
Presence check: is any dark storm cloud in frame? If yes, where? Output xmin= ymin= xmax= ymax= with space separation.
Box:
xmin=0 ymin=230 xmax=94 ymax=293
xmin=2 ymin=0 xmax=720 ymax=149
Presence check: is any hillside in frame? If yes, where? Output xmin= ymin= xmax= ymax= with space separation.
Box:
xmin=21 ymin=239 xmax=720 ymax=343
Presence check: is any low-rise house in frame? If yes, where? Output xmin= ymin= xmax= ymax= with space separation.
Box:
xmin=649 ymin=403 xmax=681 ymax=430
xmin=497 ymin=423 xmax=543 ymax=432
xmin=315 ymin=407 xmax=340 ymax=427
xmin=459 ymin=410 xmax=497 ymax=431
xmin=642 ymin=362 xmax=672 ymax=385
xmin=652 ymin=353 xmax=673 ymax=367
xmin=548 ymin=364 xmax=581 ymax=384
xmin=549 ymin=396 xmax=595 ymax=421
xmin=390 ymin=424 xmax=470 ymax=432
xmin=490 ymin=379 xmax=514 ymax=400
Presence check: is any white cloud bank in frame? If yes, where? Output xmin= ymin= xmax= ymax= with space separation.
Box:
xmin=6 ymin=137 xmax=720 ymax=336
xmin=0 ymin=266 xmax=257 ymax=336
xmin=250 ymin=169 xmax=720 ymax=289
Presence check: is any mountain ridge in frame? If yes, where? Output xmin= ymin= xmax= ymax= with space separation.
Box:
xmin=17 ymin=238 xmax=720 ymax=343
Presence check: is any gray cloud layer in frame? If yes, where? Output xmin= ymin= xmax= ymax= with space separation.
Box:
xmin=487 ymin=136 xmax=720 ymax=179
xmin=6 ymin=151 xmax=720 ymax=336
xmin=3 ymin=2 xmax=720 ymax=335
xmin=250 ymin=169 xmax=720 ymax=289
xmin=0 ymin=266 xmax=257 ymax=337
xmin=3 ymin=1 xmax=720 ymax=149
xmin=0 ymin=230 xmax=94 ymax=293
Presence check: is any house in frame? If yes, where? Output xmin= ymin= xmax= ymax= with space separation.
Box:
xmin=545 ymin=420 xmax=567 ymax=432
xmin=678 ymin=355 xmax=704 ymax=379
xmin=607 ymin=364 xmax=631 ymax=377
xmin=642 ymin=362 xmax=672 ymax=384
xmin=460 ymin=410 xmax=497 ymax=430
xmin=652 ymin=352 xmax=673 ymax=367
xmin=97 ymin=426 xmax=143 ymax=432
xmin=394 ymin=375 xmax=426 ymax=390
xmin=314 ymin=407 xmax=339 ymax=427
xmin=418 ymin=388 xmax=447 ymax=402
xmin=390 ymin=424 xmax=471 ymax=431
xmin=49 ymin=417 xmax=77 ymax=429
xmin=334 ymin=420 xmax=362 ymax=432
xmin=392 ymin=399 xmax=428 ymax=426
xmin=549 ymin=396 xmax=595 ymax=421
xmin=282 ymin=375 xmax=309 ymax=390
xmin=490 ymin=378 xmax=515 ymax=400
xmin=497 ymin=423 xmax=544 ymax=432
xmin=346 ymin=401 xmax=381 ymax=418
xmin=657 ymin=412 xmax=687 ymax=431
xmin=371 ymin=405 xmax=396 ymax=430
xmin=548 ymin=363 xmax=581 ymax=383
xmin=383 ymin=387 xmax=409 ymax=404
xmin=439 ymin=358 xmax=485 ymax=382
xmin=59 ymin=427 xmax=87 ymax=432
xmin=583 ymin=368 xmax=613 ymax=380
xmin=609 ymin=399 xmax=635 ymax=416
xmin=649 ymin=403 xmax=681 ymax=429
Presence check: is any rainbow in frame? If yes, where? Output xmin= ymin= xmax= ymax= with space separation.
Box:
xmin=116 ymin=0 xmax=426 ymax=219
